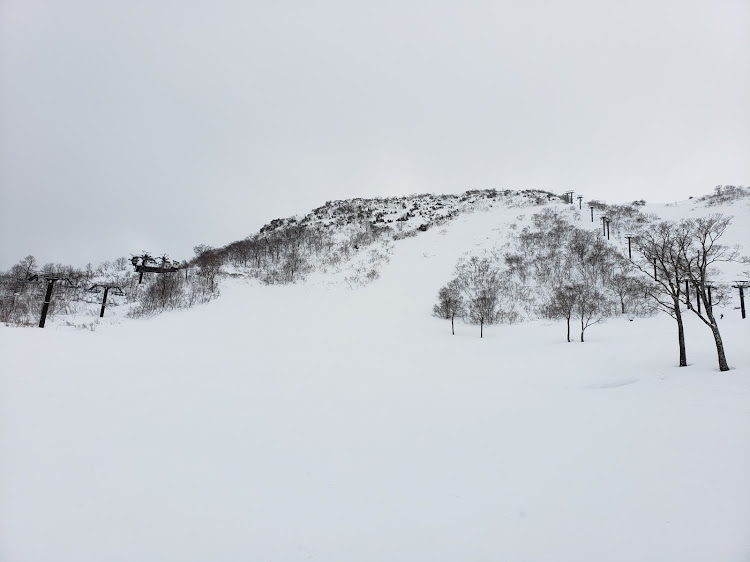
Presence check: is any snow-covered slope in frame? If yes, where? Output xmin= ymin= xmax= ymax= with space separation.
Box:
xmin=1 ymin=193 xmax=749 ymax=561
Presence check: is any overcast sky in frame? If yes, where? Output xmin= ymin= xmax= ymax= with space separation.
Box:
xmin=1 ymin=0 xmax=748 ymax=269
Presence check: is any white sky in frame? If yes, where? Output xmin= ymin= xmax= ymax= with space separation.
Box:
xmin=1 ymin=0 xmax=748 ymax=269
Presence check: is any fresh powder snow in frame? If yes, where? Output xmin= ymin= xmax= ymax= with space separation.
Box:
xmin=1 ymin=194 xmax=749 ymax=561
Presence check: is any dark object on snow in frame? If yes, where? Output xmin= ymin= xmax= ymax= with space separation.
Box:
xmin=732 ymin=282 xmax=748 ymax=319
xmin=131 ymin=253 xmax=180 ymax=283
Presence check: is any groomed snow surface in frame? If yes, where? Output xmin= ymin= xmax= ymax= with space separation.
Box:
xmin=2 ymin=203 xmax=749 ymax=561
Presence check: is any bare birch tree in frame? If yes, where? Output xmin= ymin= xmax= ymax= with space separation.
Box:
xmin=433 ymin=279 xmax=464 ymax=335
xmin=678 ymin=214 xmax=739 ymax=371
xmin=633 ymin=221 xmax=690 ymax=367
xmin=545 ymin=283 xmax=579 ymax=342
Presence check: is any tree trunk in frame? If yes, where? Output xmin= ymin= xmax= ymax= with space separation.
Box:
xmin=672 ymin=292 xmax=687 ymax=367
xmin=580 ymin=317 xmax=584 ymax=342
xmin=677 ymin=311 xmax=687 ymax=367
xmin=566 ymin=316 xmax=570 ymax=342
xmin=480 ymin=317 xmax=483 ymax=338
xmin=701 ymin=296 xmax=730 ymax=371
xmin=710 ymin=322 xmax=730 ymax=371
xmin=451 ymin=313 xmax=455 ymax=335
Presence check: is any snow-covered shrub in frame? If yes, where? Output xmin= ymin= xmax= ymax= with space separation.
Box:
xmin=698 ymin=185 xmax=750 ymax=206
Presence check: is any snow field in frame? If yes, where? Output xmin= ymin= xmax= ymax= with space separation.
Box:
xmin=1 ymin=201 xmax=749 ymax=561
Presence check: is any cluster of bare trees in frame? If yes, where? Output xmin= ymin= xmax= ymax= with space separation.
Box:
xmin=434 ymin=207 xmax=647 ymax=340
xmin=434 ymin=253 xmax=529 ymax=338
xmin=0 ymin=255 xmax=45 ymax=325
xmin=219 ymin=226 xmax=317 ymax=283
xmin=536 ymin=219 xmax=644 ymax=342
xmin=586 ymin=199 xmax=652 ymax=240
xmin=697 ymin=185 xmax=749 ymax=207
xmin=203 ymin=214 xmax=398 ymax=286
xmin=112 ymin=248 xmax=224 ymax=318
xmin=433 ymin=257 xmax=500 ymax=338
xmin=633 ymin=214 xmax=739 ymax=371
xmin=522 ymin=209 xmax=645 ymax=336
xmin=433 ymin=204 xmax=743 ymax=371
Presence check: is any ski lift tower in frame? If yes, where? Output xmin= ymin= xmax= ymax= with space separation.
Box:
xmin=624 ymin=233 xmax=635 ymax=259
xmin=131 ymin=252 xmax=180 ymax=283
xmin=27 ymin=273 xmax=76 ymax=328
xmin=88 ymin=283 xmax=125 ymax=317
xmin=732 ymin=281 xmax=748 ymax=319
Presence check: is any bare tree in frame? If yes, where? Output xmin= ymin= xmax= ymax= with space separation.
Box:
xmin=469 ymin=287 xmax=498 ymax=338
xmin=433 ymin=278 xmax=464 ymax=335
xmin=568 ymin=229 xmax=614 ymax=288
xmin=545 ymin=283 xmax=580 ymax=342
xmin=15 ymin=255 xmax=37 ymax=279
xmin=282 ymin=243 xmax=307 ymax=282
xmin=225 ymin=239 xmax=254 ymax=268
xmin=138 ymin=271 xmax=184 ymax=313
xmin=633 ymin=221 xmax=690 ymax=367
xmin=457 ymin=257 xmax=502 ymax=338
xmin=610 ymin=259 xmax=642 ymax=314
xmin=575 ymin=284 xmax=609 ymax=342
xmin=545 ymin=280 xmax=610 ymax=343
xmin=193 ymin=245 xmax=222 ymax=294
xmin=678 ymin=214 xmax=739 ymax=371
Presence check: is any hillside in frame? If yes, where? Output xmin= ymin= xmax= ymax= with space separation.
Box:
xmin=1 ymin=187 xmax=749 ymax=561
xmin=2 ymin=186 xmax=748 ymax=329
xmin=0 ymin=189 xmax=560 ymax=327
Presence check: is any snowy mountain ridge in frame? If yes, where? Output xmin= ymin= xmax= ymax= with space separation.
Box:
xmin=1 ymin=186 xmax=748 ymax=330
